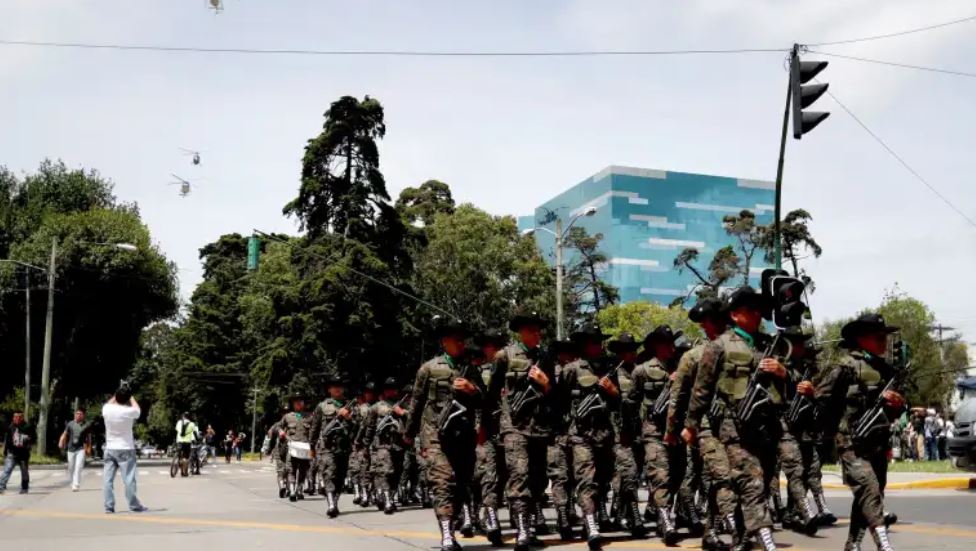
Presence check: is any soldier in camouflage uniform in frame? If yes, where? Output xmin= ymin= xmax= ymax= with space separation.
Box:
xmin=631 ymin=326 xmax=683 ymax=545
xmin=350 ymin=382 xmax=377 ymax=508
xmin=309 ymin=377 xmax=355 ymax=518
xmin=547 ymin=338 xmax=579 ymax=541
xmin=672 ymin=334 xmax=707 ymax=536
xmin=815 ymin=313 xmax=904 ymax=551
xmin=667 ymin=298 xmax=735 ymax=550
xmin=769 ymin=327 xmax=821 ymax=536
xmin=606 ymin=332 xmax=645 ymax=538
xmin=404 ymin=320 xmax=481 ymax=551
xmin=274 ymin=392 xmax=313 ymax=502
xmin=362 ymin=377 xmax=408 ymax=514
xmin=261 ymin=421 xmax=290 ymax=499
xmin=683 ymin=287 xmax=783 ymax=551
xmin=556 ymin=322 xmax=618 ymax=550
xmin=473 ymin=330 xmax=507 ymax=545
xmin=486 ymin=312 xmax=557 ymax=551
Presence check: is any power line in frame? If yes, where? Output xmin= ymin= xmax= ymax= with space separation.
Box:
xmin=808 ymin=50 xmax=976 ymax=79
xmin=822 ymin=86 xmax=976 ymax=231
xmin=0 ymin=39 xmax=785 ymax=57
xmin=806 ymin=12 xmax=976 ymax=47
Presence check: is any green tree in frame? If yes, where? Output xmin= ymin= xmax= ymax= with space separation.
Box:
xmin=395 ymin=180 xmax=455 ymax=228
xmin=671 ymin=245 xmax=740 ymax=305
xmin=596 ymin=301 xmax=702 ymax=342
xmin=283 ymin=95 xmax=389 ymax=241
xmin=722 ymin=209 xmax=767 ymax=286
xmin=562 ymin=226 xmax=618 ymax=325
xmin=761 ymin=209 xmax=822 ymax=290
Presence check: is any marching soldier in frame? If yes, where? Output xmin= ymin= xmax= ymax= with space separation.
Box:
xmin=350 ymin=381 xmax=377 ymax=507
xmin=673 ymin=334 xmax=707 ymax=536
xmin=487 ymin=312 xmax=557 ymax=551
xmin=363 ymin=377 xmax=408 ymax=514
xmin=404 ymin=319 xmax=482 ymax=551
xmin=274 ymin=387 xmax=314 ymax=502
xmin=815 ymin=313 xmax=904 ymax=551
xmin=262 ymin=417 xmax=290 ymax=499
xmin=473 ymin=329 xmax=508 ymax=545
xmin=557 ymin=322 xmax=618 ymax=550
xmin=667 ymin=299 xmax=734 ymax=550
xmin=683 ymin=287 xmax=782 ymax=551
xmin=632 ymin=326 xmax=683 ymax=545
xmin=309 ymin=376 xmax=355 ymax=518
xmin=547 ymin=338 xmax=579 ymax=541
xmin=607 ymin=332 xmax=645 ymax=537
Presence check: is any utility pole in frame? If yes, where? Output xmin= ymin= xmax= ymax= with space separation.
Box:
xmin=24 ymin=282 xmax=31 ymax=422
xmin=929 ymin=323 xmax=956 ymax=363
xmin=250 ymin=386 xmax=259 ymax=454
xmin=37 ymin=238 xmax=57 ymax=456
xmin=773 ymin=62 xmax=792 ymax=270
xmin=555 ymin=217 xmax=564 ymax=341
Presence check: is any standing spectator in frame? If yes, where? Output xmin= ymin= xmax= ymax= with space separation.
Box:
xmin=0 ymin=410 xmax=34 ymax=494
xmin=223 ymin=430 xmax=234 ymax=464
xmin=936 ymin=412 xmax=947 ymax=460
xmin=204 ymin=425 xmax=216 ymax=460
xmin=911 ymin=409 xmax=925 ymax=460
xmin=236 ymin=432 xmax=246 ymax=462
xmin=59 ymin=407 xmax=93 ymax=491
xmin=101 ymin=386 xmax=148 ymax=513
xmin=889 ymin=422 xmax=902 ymax=462
xmin=924 ymin=408 xmax=938 ymax=460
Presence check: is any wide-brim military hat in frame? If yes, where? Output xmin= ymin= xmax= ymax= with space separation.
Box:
xmin=382 ymin=377 xmax=398 ymax=389
xmin=550 ymin=338 xmax=578 ymax=355
xmin=725 ymin=286 xmax=770 ymax=313
xmin=475 ymin=328 xmax=508 ymax=347
xmin=508 ymin=311 xmax=546 ymax=332
xmin=841 ymin=312 xmax=899 ymax=342
xmin=570 ymin=322 xmax=609 ymax=343
xmin=642 ymin=325 xmax=676 ymax=345
xmin=324 ymin=374 xmax=348 ymax=387
xmin=688 ymin=297 xmax=728 ymax=323
xmin=433 ymin=318 xmax=471 ymax=339
xmin=607 ymin=332 xmax=640 ymax=353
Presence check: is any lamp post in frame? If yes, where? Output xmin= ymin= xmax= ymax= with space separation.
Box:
xmin=0 ymin=260 xmax=47 ymax=422
xmin=36 ymin=239 xmax=138 ymax=455
xmin=522 ymin=206 xmax=597 ymax=340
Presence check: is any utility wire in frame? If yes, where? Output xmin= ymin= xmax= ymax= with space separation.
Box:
xmin=808 ymin=50 xmax=976 ymax=79
xmin=823 ymin=86 xmax=976 ymax=231
xmin=806 ymin=12 xmax=976 ymax=47
xmin=0 ymin=40 xmax=784 ymax=57
xmin=253 ymin=230 xmax=457 ymax=320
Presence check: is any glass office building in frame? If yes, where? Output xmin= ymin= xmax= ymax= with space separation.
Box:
xmin=522 ymin=165 xmax=776 ymax=305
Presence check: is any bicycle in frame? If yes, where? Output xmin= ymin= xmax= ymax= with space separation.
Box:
xmin=169 ymin=445 xmax=180 ymax=478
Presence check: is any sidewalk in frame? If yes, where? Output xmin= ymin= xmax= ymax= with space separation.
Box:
xmin=785 ymin=469 xmax=976 ymax=490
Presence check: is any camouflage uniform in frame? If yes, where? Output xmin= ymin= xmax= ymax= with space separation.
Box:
xmin=274 ymin=410 xmax=313 ymax=500
xmin=488 ymin=341 xmax=557 ymax=543
xmin=262 ymin=425 xmax=289 ymax=497
xmin=631 ymin=354 xmax=682 ymax=542
xmin=309 ymin=397 xmax=354 ymax=516
xmin=816 ymin=346 xmax=898 ymax=550
xmin=362 ymin=397 xmax=406 ymax=512
xmin=557 ymin=354 xmax=618 ymax=545
xmin=405 ymin=353 xmax=481 ymax=550
xmin=349 ymin=399 xmax=374 ymax=502
xmin=686 ymin=327 xmax=780 ymax=548
xmin=610 ymin=358 xmax=643 ymax=535
xmin=475 ymin=360 xmax=507 ymax=537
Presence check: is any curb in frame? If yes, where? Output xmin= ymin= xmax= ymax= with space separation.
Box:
xmin=806 ymin=477 xmax=976 ymax=490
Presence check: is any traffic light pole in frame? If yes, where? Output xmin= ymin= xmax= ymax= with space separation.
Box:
xmin=773 ymin=49 xmax=796 ymax=271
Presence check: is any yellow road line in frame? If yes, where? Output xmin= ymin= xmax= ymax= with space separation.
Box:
xmin=783 ymin=477 xmax=975 ymax=490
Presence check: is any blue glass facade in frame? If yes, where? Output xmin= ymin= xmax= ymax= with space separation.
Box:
xmin=525 ymin=166 xmax=776 ymax=305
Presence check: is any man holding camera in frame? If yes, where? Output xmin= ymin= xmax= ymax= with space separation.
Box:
xmin=102 ymin=385 xmax=148 ymax=513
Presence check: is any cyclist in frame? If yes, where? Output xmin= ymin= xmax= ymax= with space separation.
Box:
xmin=175 ymin=413 xmax=200 ymax=477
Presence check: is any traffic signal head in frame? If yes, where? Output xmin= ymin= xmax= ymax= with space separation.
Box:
xmin=790 ymin=49 xmax=830 ymax=139
xmin=761 ymin=269 xmax=807 ymax=328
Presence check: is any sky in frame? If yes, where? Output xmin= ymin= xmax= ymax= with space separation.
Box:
xmin=2 ymin=1 xmax=975 ymax=347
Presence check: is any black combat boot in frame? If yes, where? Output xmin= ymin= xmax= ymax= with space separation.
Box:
xmin=352 ymin=482 xmax=362 ymax=505
xmin=384 ymin=490 xmax=396 ymax=515
xmin=296 ymin=483 xmax=305 ymax=501
xmin=555 ymin=505 xmax=574 ymax=541
xmin=484 ymin=507 xmax=503 ymax=546
xmin=681 ymin=496 xmax=705 ymax=537
xmin=533 ymin=501 xmax=551 ymax=536
xmin=288 ymin=482 xmax=298 ymax=502
xmin=514 ymin=512 xmax=532 ymax=551
xmin=754 ymin=527 xmax=777 ymax=551
xmin=644 ymin=502 xmax=655 ymax=522
xmin=795 ymin=498 xmax=819 ymax=536
xmin=459 ymin=503 xmax=475 ymax=538
xmin=657 ymin=507 xmax=679 ymax=546
xmin=844 ymin=524 xmax=866 ymax=551
xmin=870 ymin=526 xmax=895 ymax=551
xmin=438 ymin=517 xmax=461 ymax=551
xmin=278 ymin=480 xmax=287 ymax=499
xmin=362 ymin=484 xmax=373 ymax=508
xmin=584 ymin=512 xmax=603 ymax=550
xmin=421 ymin=483 xmax=433 ymax=508
xmin=701 ymin=523 xmax=730 ymax=551
xmin=769 ymin=491 xmax=785 ymax=526
xmin=627 ymin=500 xmax=646 ymax=537
xmin=326 ymin=492 xmax=339 ymax=518
xmin=812 ymin=489 xmax=837 ymax=526
xmin=883 ymin=511 xmax=898 ymax=527
xmin=597 ymin=499 xmax=614 ymax=532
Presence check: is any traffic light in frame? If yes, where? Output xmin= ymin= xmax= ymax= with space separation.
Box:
xmin=761 ymin=268 xmax=807 ymax=328
xmin=247 ymin=235 xmax=260 ymax=271
xmin=790 ymin=45 xmax=830 ymax=139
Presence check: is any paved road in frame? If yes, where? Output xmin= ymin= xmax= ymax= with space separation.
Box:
xmin=1 ymin=461 xmax=974 ymax=550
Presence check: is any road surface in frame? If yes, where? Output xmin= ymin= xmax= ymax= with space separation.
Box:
xmin=0 ymin=460 xmax=973 ymax=550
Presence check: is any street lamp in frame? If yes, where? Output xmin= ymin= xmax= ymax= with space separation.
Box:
xmin=0 ymin=260 xmax=46 ymax=422
xmin=36 ymin=239 xmax=139 ymax=455
xmin=522 ymin=205 xmax=598 ymax=339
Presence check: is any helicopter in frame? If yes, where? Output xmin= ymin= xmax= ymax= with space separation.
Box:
xmin=179 ymin=148 xmax=201 ymax=166
xmin=169 ymin=174 xmax=194 ymax=198
xmin=208 ymin=0 xmax=224 ymax=14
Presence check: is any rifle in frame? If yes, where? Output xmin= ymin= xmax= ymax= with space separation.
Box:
xmin=651 ymin=376 xmax=672 ymax=422
xmin=785 ymin=364 xmax=816 ymax=430
xmin=509 ymin=347 xmax=554 ymax=419
xmin=437 ymin=362 xmax=478 ymax=439
xmin=322 ymin=399 xmax=356 ymax=441
xmin=736 ymin=334 xmax=791 ymax=427
xmin=576 ymin=362 xmax=618 ymax=422
xmin=852 ymin=341 xmax=910 ymax=446
xmin=376 ymin=395 xmax=410 ymax=437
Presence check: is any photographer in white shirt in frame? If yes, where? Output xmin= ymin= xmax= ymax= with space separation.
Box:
xmin=101 ymin=385 xmax=148 ymax=513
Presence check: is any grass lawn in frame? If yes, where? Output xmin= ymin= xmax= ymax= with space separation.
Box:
xmin=29 ymin=453 xmax=65 ymax=465
xmin=823 ymin=460 xmax=965 ymax=474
